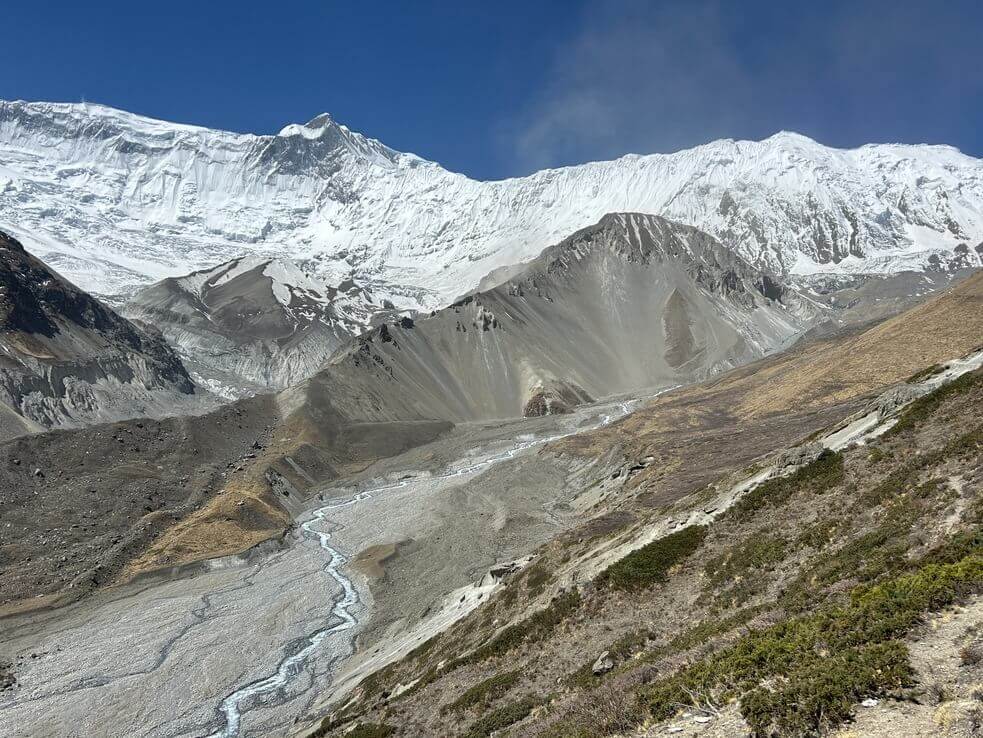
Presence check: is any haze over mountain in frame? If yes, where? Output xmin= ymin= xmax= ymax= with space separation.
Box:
xmin=1 ymin=100 xmax=981 ymax=313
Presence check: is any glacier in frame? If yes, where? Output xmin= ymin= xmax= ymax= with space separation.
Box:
xmin=1 ymin=99 xmax=981 ymax=312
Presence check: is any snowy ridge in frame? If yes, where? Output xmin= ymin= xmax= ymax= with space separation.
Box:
xmin=123 ymin=255 xmax=382 ymax=395
xmin=173 ymin=255 xmax=374 ymax=334
xmin=1 ymin=100 xmax=982 ymax=311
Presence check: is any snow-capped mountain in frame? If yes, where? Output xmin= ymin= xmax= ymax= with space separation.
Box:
xmin=123 ymin=255 xmax=381 ymax=397
xmin=1 ymin=100 xmax=981 ymax=312
xmin=301 ymin=213 xmax=818 ymax=423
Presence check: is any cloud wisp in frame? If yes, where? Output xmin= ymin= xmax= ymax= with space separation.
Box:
xmin=503 ymin=0 xmax=983 ymax=174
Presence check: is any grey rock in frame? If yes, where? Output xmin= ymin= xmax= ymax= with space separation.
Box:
xmin=0 ymin=231 xmax=216 ymax=441
xmin=867 ymin=384 xmax=927 ymax=418
xmin=592 ymin=650 xmax=614 ymax=675
xmin=773 ymin=442 xmax=826 ymax=471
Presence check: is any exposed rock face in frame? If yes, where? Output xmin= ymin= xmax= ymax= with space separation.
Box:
xmin=592 ymin=651 xmax=615 ymax=675
xmin=772 ymin=443 xmax=828 ymax=474
xmin=0 ymin=231 xmax=212 ymax=439
xmin=123 ymin=256 xmax=380 ymax=397
xmin=524 ymin=381 xmax=593 ymax=417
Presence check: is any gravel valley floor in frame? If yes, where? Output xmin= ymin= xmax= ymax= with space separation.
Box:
xmin=0 ymin=398 xmax=637 ymax=738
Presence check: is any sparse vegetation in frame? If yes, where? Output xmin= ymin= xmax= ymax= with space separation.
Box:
xmin=444 ymin=669 xmax=522 ymax=714
xmin=727 ymin=450 xmax=844 ymax=522
xmin=345 ymin=725 xmax=396 ymax=738
xmin=540 ymin=683 xmax=646 ymax=737
xmin=311 ymin=720 xmax=395 ymax=738
xmin=465 ymin=695 xmax=539 ymax=737
xmin=885 ymin=367 xmax=983 ymax=437
xmin=960 ymin=643 xmax=983 ymax=667
xmin=794 ymin=519 xmax=845 ymax=550
xmin=524 ymin=562 xmax=551 ymax=596
xmin=325 ymin=344 xmax=983 ymax=738
xmin=457 ymin=589 xmax=582 ymax=666
xmin=597 ymin=525 xmax=707 ymax=591
xmin=644 ymin=549 xmax=983 ymax=735
xmin=406 ymin=633 xmax=439 ymax=662
xmin=740 ymin=640 xmax=913 ymax=735
xmin=567 ymin=628 xmax=654 ymax=686
xmin=704 ymin=533 xmax=787 ymax=587
xmin=905 ymin=363 xmax=945 ymax=383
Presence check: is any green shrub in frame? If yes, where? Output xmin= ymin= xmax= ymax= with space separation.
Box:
xmin=905 ymin=363 xmax=944 ymax=383
xmin=947 ymin=424 xmax=983 ymax=459
xmin=740 ymin=641 xmax=912 ymax=736
xmin=406 ymin=633 xmax=439 ymax=662
xmin=567 ymin=629 xmax=653 ymax=686
xmin=794 ymin=519 xmax=844 ymax=550
xmin=525 ymin=563 xmax=551 ymax=596
xmin=866 ymin=446 xmax=890 ymax=464
xmin=465 ymin=695 xmax=539 ymax=737
xmin=704 ymin=534 xmax=786 ymax=587
xmin=783 ymin=502 xmax=917 ymax=610
xmin=668 ymin=605 xmax=768 ymax=653
xmin=459 ymin=590 xmax=582 ymax=666
xmin=728 ymin=451 xmax=844 ymax=522
xmin=885 ymin=367 xmax=982 ymax=437
xmin=643 ymin=549 xmax=983 ymax=734
xmin=598 ymin=525 xmax=707 ymax=591
xmin=444 ymin=670 xmax=522 ymax=714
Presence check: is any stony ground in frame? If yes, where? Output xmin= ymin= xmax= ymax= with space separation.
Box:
xmin=0 ymin=400 xmax=631 ymax=738
xmin=0 ymin=394 xmax=280 ymax=614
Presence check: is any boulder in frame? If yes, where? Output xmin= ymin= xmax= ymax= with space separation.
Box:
xmin=592 ymin=650 xmax=614 ymax=675
xmin=773 ymin=442 xmax=826 ymax=472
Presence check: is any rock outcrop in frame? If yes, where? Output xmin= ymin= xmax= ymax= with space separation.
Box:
xmin=123 ymin=256 xmax=382 ymax=397
xmin=0 ymin=231 xmax=213 ymax=439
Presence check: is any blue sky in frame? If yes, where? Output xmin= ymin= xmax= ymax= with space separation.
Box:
xmin=3 ymin=0 xmax=980 ymax=179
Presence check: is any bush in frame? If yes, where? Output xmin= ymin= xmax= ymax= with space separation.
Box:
xmin=545 ymin=682 xmax=647 ymax=737
xmin=905 ymin=363 xmax=944 ymax=383
xmin=705 ymin=534 xmax=786 ymax=587
xmin=567 ymin=629 xmax=654 ymax=687
xmin=960 ymin=644 xmax=983 ymax=667
xmin=524 ymin=562 xmax=551 ymax=596
xmin=460 ymin=590 xmax=582 ymax=665
xmin=444 ymin=670 xmax=522 ymax=714
xmin=465 ymin=695 xmax=539 ymax=737
xmin=642 ymin=549 xmax=983 ymax=735
xmin=728 ymin=451 xmax=844 ymax=522
xmin=598 ymin=525 xmax=707 ymax=591
xmin=885 ymin=367 xmax=983 ymax=438
xmin=740 ymin=641 xmax=912 ymax=736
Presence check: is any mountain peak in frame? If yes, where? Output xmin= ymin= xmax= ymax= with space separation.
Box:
xmin=1 ymin=99 xmax=981 ymax=306
xmin=277 ymin=112 xmax=340 ymax=138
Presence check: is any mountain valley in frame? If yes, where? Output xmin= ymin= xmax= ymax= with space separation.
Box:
xmin=0 ymin=96 xmax=981 ymax=738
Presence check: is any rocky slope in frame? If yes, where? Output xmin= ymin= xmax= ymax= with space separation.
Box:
xmin=0 ymin=230 xmax=214 ymax=439
xmin=305 ymin=213 xmax=818 ymax=422
xmin=123 ymin=255 xmax=382 ymax=397
xmin=1 ymin=100 xmax=981 ymax=309
xmin=301 ymin=272 xmax=983 ymax=738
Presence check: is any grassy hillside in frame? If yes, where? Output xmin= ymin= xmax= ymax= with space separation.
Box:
xmin=306 ymin=284 xmax=983 ymax=737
